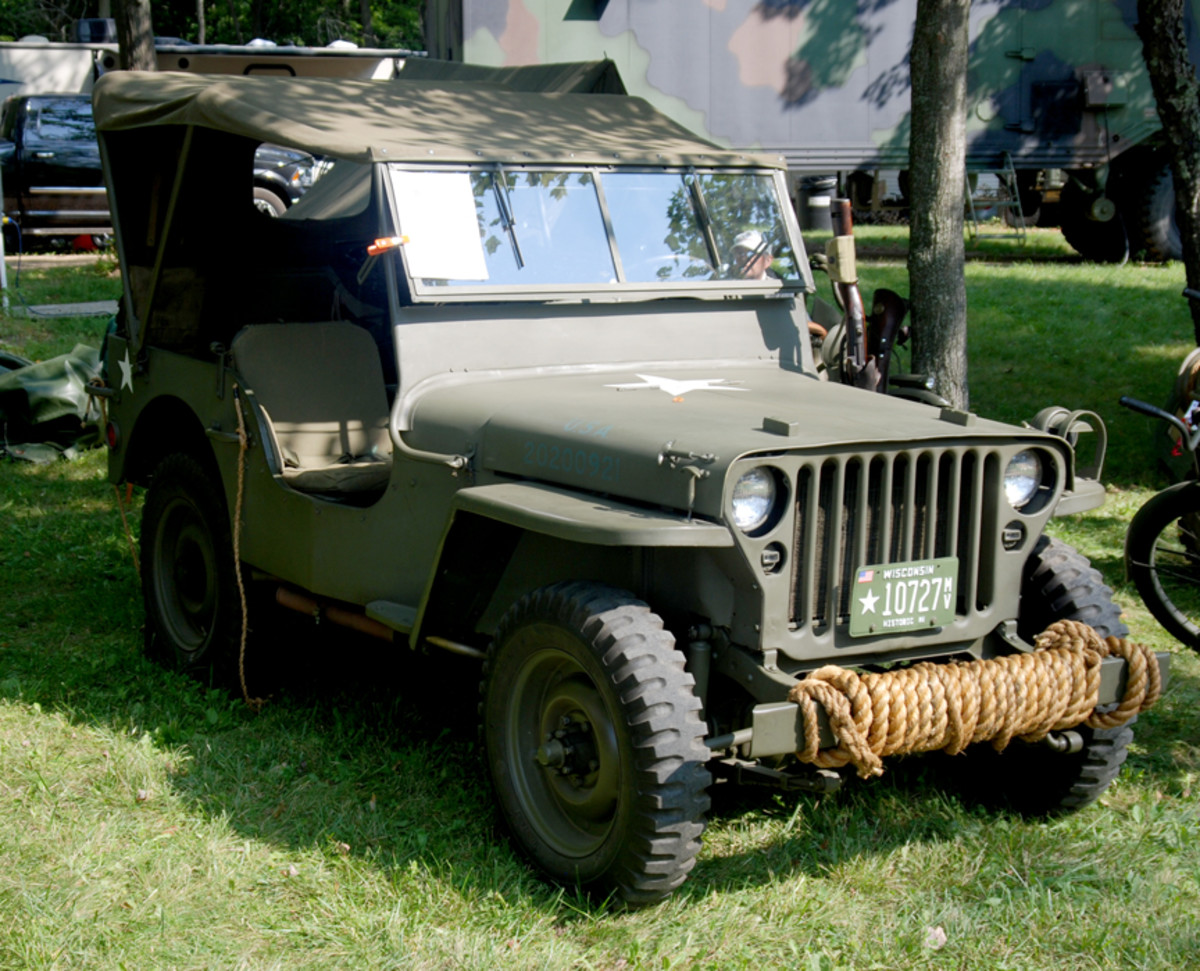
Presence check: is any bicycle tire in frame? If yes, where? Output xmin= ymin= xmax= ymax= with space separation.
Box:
xmin=1125 ymin=479 xmax=1200 ymax=653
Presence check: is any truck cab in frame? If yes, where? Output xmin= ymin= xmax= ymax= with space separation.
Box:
xmin=0 ymin=93 xmax=110 ymax=243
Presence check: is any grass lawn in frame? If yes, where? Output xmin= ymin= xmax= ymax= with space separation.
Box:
xmin=1 ymin=248 xmax=1197 ymax=970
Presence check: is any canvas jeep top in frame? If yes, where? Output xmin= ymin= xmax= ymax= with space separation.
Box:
xmin=92 ymin=66 xmax=1166 ymax=905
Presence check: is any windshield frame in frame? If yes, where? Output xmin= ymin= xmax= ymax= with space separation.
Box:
xmin=383 ymin=163 xmax=814 ymax=304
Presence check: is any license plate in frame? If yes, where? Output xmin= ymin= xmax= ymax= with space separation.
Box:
xmin=848 ymin=556 xmax=958 ymax=637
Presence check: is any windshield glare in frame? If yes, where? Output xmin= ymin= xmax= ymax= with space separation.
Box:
xmin=388 ymin=165 xmax=802 ymax=292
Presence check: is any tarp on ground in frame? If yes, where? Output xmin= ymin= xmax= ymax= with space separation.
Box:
xmin=0 ymin=343 xmax=101 ymax=461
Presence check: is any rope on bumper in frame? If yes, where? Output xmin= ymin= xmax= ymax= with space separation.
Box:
xmin=786 ymin=620 xmax=1162 ymax=779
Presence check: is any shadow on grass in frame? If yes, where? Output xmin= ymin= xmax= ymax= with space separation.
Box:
xmin=7 ymin=559 xmax=1198 ymax=919
xmin=3 ymin=441 xmax=1198 ymax=918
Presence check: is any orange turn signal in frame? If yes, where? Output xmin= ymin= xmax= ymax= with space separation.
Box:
xmin=366 ymin=235 xmax=409 ymax=256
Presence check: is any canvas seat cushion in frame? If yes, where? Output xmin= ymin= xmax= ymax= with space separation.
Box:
xmin=231 ymin=322 xmax=392 ymax=494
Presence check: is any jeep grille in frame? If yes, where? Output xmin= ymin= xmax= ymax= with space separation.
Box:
xmin=788 ymin=448 xmax=999 ymax=631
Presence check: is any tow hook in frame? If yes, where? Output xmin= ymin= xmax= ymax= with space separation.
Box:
xmin=1041 ymin=730 xmax=1084 ymax=754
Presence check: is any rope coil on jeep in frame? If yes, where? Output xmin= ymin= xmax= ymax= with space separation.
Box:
xmin=787 ymin=619 xmax=1161 ymax=779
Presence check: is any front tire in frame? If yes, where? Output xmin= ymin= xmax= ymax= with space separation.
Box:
xmin=253 ymin=186 xmax=287 ymax=217
xmin=1125 ymin=480 xmax=1200 ymax=652
xmin=141 ymin=452 xmax=241 ymax=677
xmin=961 ymin=536 xmax=1133 ymax=814
xmin=481 ymin=581 xmax=710 ymax=905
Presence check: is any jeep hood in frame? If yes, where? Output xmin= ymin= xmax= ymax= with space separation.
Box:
xmin=406 ymin=366 xmax=1059 ymax=519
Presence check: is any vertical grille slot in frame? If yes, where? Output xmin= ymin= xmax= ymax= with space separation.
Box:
xmin=789 ymin=448 xmax=996 ymax=631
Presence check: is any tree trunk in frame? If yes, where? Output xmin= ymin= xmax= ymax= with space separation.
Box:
xmin=113 ymin=0 xmax=157 ymax=71
xmin=197 ymin=0 xmax=206 ymax=44
xmin=907 ymin=0 xmax=970 ymax=409
xmin=228 ymin=0 xmax=243 ymax=44
xmin=361 ymin=0 xmax=376 ymax=47
xmin=1137 ymin=0 xmax=1200 ymax=344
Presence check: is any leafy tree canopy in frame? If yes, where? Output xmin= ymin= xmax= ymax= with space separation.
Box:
xmin=0 ymin=0 xmax=424 ymax=49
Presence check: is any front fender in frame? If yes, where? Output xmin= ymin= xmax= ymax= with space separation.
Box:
xmin=409 ymin=481 xmax=734 ymax=649
xmin=452 ymin=481 xmax=734 ymax=548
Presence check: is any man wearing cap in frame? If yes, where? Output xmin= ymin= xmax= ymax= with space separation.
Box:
xmin=730 ymin=230 xmax=775 ymax=280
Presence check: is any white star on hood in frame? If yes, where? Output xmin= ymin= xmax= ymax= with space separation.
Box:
xmin=605 ymin=373 xmax=747 ymax=397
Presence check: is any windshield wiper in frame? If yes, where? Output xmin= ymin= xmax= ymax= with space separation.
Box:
xmin=492 ymin=169 xmax=525 ymax=270
xmin=686 ymin=172 xmax=722 ymax=273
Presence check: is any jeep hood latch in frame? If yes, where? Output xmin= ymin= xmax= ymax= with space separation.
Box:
xmin=659 ymin=441 xmax=718 ymax=520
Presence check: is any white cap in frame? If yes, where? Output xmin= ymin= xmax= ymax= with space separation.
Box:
xmin=732 ymin=230 xmax=765 ymax=253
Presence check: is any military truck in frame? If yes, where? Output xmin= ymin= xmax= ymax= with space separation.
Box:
xmin=425 ymin=0 xmax=1193 ymax=262
xmin=92 ymin=68 xmax=1164 ymax=905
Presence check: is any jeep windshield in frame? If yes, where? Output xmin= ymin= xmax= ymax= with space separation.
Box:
xmin=389 ymin=165 xmax=804 ymax=299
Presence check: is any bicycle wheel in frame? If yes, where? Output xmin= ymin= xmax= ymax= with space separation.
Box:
xmin=1125 ymin=479 xmax=1200 ymax=653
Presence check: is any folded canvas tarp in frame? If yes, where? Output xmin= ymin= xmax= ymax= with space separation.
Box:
xmin=0 ymin=344 xmax=101 ymax=462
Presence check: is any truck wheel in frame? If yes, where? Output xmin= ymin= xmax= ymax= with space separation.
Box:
xmin=253 ymin=186 xmax=287 ymax=217
xmin=959 ymin=536 xmax=1132 ymax=814
xmin=1058 ymin=179 xmax=1129 ymax=263
xmin=141 ymin=452 xmax=240 ymax=677
xmin=481 ymin=581 xmax=710 ymax=905
xmin=1134 ymin=160 xmax=1181 ymax=262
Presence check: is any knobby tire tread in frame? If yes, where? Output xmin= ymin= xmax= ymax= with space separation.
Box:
xmin=481 ymin=580 xmax=710 ymax=906
xmin=971 ymin=536 xmax=1133 ymax=814
xmin=1133 ymin=158 xmax=1181 ymax=263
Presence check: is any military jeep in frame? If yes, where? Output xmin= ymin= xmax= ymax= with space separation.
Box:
xmin=93 ymin=68 xmax=1162 ymax=905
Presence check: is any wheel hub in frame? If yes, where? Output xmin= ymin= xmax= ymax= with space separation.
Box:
xmin=535 ymin=717 xmax=599 ymax=784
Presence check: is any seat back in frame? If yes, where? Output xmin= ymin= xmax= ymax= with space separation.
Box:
xmin=231 ymin=322 xmax=391 ymax=470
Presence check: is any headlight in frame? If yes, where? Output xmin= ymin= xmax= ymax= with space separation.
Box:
xmin=1004 ymin=450 xmax=1043 ymax=509
xmin=731 ymin=467 xmax=776 ymax=532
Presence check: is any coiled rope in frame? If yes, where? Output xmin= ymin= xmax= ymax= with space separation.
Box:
xmin=787 ymin=620 xmax=1162 ymax=779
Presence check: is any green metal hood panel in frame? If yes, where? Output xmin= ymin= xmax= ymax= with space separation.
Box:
xmin=408 ymin=365 xmax=1056 ymax=518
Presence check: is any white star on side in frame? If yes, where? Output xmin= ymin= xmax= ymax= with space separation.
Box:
xmin=858 ymin=590 xmax=879 ymax=614
xmin=605 ymin=373 xmax=747 ymax=397
xmin=118 ymin=349 xmax=134 ymax=392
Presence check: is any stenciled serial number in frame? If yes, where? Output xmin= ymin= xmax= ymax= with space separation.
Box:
xmin=523 ymin=440 xmax=621 ymax=481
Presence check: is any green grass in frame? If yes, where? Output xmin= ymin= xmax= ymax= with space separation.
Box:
xmin=1 ymin=251 xmax=1198 ymax=970
xmin=0 ymin=258 xmax=121 ymax=361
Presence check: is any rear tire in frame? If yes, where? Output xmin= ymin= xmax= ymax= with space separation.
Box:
xmin=1133 ymin=158 xmax=1181 ymax=262
xmin=481 ymin=581 xmax=710 ymax=905
xmin=1059 ymin=178 xmax=1129 ymax=263
xmin=141 ymin=452 xmax=241 ymax=679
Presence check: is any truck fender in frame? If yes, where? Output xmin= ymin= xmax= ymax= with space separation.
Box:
xmin=411 ymin=481 xmax=734 ymax=648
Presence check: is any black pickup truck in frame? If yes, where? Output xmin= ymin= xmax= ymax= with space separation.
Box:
xmin=0 ymin=93 xmax=109 ymax=246
xmin=0 ymin=92 xmax=325 ymax=249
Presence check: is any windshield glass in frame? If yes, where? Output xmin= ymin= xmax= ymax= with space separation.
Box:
xmin=389 ymin=165 xmax=803 ymax=295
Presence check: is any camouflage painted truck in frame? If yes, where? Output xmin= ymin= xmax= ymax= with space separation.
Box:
xmin=426 ymin=0 xmax=1195 ymax=262
xmin=92 ymin=69 xmax=1165 ymax=905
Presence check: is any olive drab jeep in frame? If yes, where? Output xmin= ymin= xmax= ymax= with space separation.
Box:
xmin=91 ymin=65 xmax=1167 ymax=906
